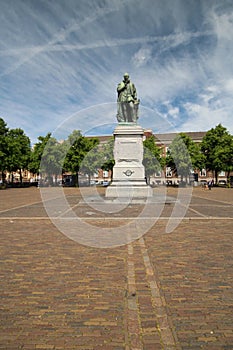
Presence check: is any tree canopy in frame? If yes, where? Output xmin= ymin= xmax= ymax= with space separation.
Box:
xmin=5 ymin=128 xmax=31 ymax=183
xmin=63 ymin=130 xmax=99 ymax=186
xmin=29 ymin=133 xmax=51 ymax=176
xmin=40 ymin=135 xmax=67 ymax=185
xmin=143 ymin=135 xmax=164 ymax=182
xmin=0 ymin=118 xmax=9 ymax=180
xmin=100 ymin=138 xmax=115 ymax=179
xmin=201 ymin=124 xmax=233 ymax=183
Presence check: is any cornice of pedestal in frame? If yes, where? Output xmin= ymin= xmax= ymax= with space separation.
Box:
xmin=113 ymin=123 xmax=144 ymax=135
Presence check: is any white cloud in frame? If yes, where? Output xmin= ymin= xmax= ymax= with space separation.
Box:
xmin=0 ymin=0 xmax=233 ymax=143
xmin=182 ymin=101 xmax=233 ymax=134
xmin=224 ymin=79 xmax=233 ymax=94
xmin=211 ymin=11 xmax=233 ymax=42
xmin=132 ymin=47 xmax=152 ymax=67
xmin=168 ymin=106 xmax=179 ymax=119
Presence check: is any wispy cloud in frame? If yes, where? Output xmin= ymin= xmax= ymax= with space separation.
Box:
xmin=0 ymin=0 xmax=233 ymax=144
xmin=0 ymin=1 xmax=122 ymax=77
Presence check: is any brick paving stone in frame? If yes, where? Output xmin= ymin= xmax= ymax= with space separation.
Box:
xmin=0 ymin=187 xmax=232 ymax=349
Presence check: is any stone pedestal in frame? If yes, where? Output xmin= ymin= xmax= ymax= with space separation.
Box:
xmin=105 ymin=124 xmax=153 ymax=198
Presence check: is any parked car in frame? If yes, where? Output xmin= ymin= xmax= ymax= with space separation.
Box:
xmin=95 ymin=180 xmax=103 ymax=186
xmin=63 ymin=177 xmax=75 ymax=187
xmin=218 ymin=180 xmax=227 ymax=186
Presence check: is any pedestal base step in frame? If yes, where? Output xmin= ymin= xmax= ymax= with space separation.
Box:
xmin=105 ymin=185 xmax=153 ymax=198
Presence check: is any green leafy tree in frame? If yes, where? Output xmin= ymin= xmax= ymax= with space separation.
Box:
xmin=143 ymin=135 xmax=164 ymax=184
xmin=63 ymin=130 xmax=99 ymax=186
xmin=191 ymin=143 xmax=206 ymax=173
xmin=201 ymin=124 xmax=233 ymax=183
xmin=6 ymin=128 xmax=31 ymax=183
xmin=223 ymin=138 xmax=233 ymax=186
xmin=214 ymin=140 xmax=233 ymax=186
xmin=29 ymin=133 xmax=51 ymax=176
xmin=100 ymin=138 xmax=115 ymax=180
xmin=40 ymin=136 xmax=67 ymax=185
xmin=0 ymin=117 xmax=9 ymax=182
xmin=79 ymin=138 xmax=100 ymax=185
xmin=166 ymin=133 xmax=198 ymax=183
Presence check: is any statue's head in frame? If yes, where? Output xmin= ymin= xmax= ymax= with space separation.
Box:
xmin=123 ymin=72 xmax=130 ymax=82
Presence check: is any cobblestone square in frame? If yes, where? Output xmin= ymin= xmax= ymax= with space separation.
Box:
xmin=0 ymin=186 xmax=232 ymax=349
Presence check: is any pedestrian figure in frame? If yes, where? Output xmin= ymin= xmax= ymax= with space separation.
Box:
xmin=208 ymin=179 xmax=213 ymax=190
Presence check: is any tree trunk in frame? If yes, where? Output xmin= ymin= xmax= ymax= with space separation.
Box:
xmin=215 ymin=171 xmax=218 ymax=185
xmin=1 ymin=171 xmax=6 ymax=183
xmin=227 ymin=170 xmax=231 ymax=187
xmin=75 ymin=172 xmax=79 ymax=187
xmin=19 ymin=169 xmax=23 ymax=184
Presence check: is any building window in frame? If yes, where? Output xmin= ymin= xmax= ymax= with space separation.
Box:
xmin=155 ymin=170 xmax=161 ymax=177
xmin=103 ymin=170 xmax=109 ymax=178
xmin=166 ymin=167 xmax=172 ymax=177
xmin=219 ymin=171 xmax=225 ymax=177
xmin=200 ymin=169 xmax=206 ymax=177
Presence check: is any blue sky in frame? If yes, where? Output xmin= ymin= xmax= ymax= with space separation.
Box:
xmin=1 ymin=0 xmax=233 ymax=144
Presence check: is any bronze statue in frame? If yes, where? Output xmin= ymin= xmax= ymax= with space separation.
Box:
xmin=116 ymin=73 xmax=140 ymax=123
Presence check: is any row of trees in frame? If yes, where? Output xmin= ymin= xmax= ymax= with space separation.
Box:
xmin=0 ymin=116 xmax=233 ymax=186
xmin=0 ymin=118 xmax=31 ymax=183
xmin=0 ymin=117 xmax=109 ymax=186
xmin=165 ymin=124 xmax=233 ymax=184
